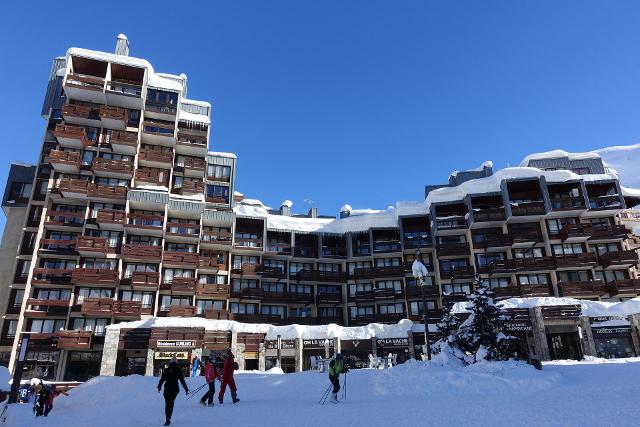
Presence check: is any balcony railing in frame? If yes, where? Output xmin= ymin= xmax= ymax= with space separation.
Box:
xmin=558 ymin=223 xmax=591 ymax=241
xmin=198 ymin=257 xmax=226 ymax=270
xmin=87 ymin=184 xmax=127 ymax=201
xmin=204 ymin=309 xmax=233 ymax=320
xmin=294 ymin=270 xmax=347 ymax=283
xmin=178 ymin=157 xmax=206 ymax=172
xmin=32 ymin=268 xmax=74 ymax=285
xmin=173 ymin=180 xmax=204 ymax=195
xmin=440 ymin=266 xmax=475 ymax=280
xmin=472 ymin=207 xmax=506 ymax=222
xmin=404 ymin=285 xmax=439 ymax=299
xmin=436 ymin=242 xmax=471 ymax=256
xmin=44 ymin=209 xmax=85 ymax=227
xmin=57 ymin=330 xmax=92 ymax=350
xmin=106 ymin=80 xmax=143 ymax=97
xmin=202 ymin=230 xmax=232 ymax=245
xmin=262 ymin=291 xmax=313 ymax=304
xmin=76 ymin=236 xmax=113 ymax=255
xmin=554 ymin=253 xmax=598 ymax=268
xmin=351 ymin=266 xmax=404 ymax=279
xmin=166 ymin=222 xmax=200 ymax=238
xmin=92 ymin=158 xmax=134 ymax=176
xmin=293 ymin=247 xmax=318 ymax=258
xmin=588 ymin=195 xmax=623 ymax=210
xmin=435 ymin=216 xmax=467 ymax=230
xmin=231 ymin=287 xmax=264 ymax=300
xmin=403 ymin=237 xmax=432 ymax=249
xmin=473 ymin=234 xmax=513 ymax=249
xmin=39 ymin=238 xmax=77 ymax=252
xmin=316 ymin=293 xmax=343 ymax=304
xmin=126 ymin=213 xmax=164 ymax=230
xmin=588 ymin=224 xmax=628 ymax=240
xmin=510 ymin=230 xmax=541 ymax=244
xmin=129 ymin=272 xmax=160 ymax=290
xmin=99 ymin=105 xmax=128 ymax=123
xmin=113 ymin=301 xmax=142 ymax=320
xmin=557 ymin=281 xmax=605 ymax=298
xmin=121 ymin=244 xmax=162 ymax=261
xmin=165 ymin=277 xmax=197 ymax=294
xmin=605 ymin=279 xmax=640 ymax=297
xmin=72 ymin=268 xmax=119 ymax=286
xmin=510 ymin=201 xmax=546 ymax=216
xmin=95 ymin=209 xmax=126 ymax=227
xmin=65 ymin=73 xmax=104 ymax=91
xmin=61 ymin=103 xmax=100 ymax=121
xmin=372 ymin=241 xmax=401 ymax=253
xmin=108 ymin=130 xmax=138 ymax=148
xmin=138 ymin=147 xmax=173 ymax=164
xmin=256 ymin=265 xmax=287 ymax=279
xmin=168 ymin=305 xmax=197 ymax=317
xmin=492 ymin=284 xmax=551 ymax=300
xmin=142 ymin=120 xmax=175 ymax=136
xmin=196 ymin=284 xmax=230 ymax=298
xmin=549 ymin=196 xmax=586 ymax=210
xmin=234 ymin=237 xmax=263 ymax=249
xmin=27 ymin=298 xmax=70 ymax=308
xmin=490 ymin=257 xmax=556 ymax=272
xmin=81 ymin=298 xmax=115 ymax=316
xmin=598 ymin=250 xmax=639 ymax=267
xmin=49 ymin=150 xmax=81 ymax=170
xmin=53 ymin=124 xmax=92 ymax=146
xmin=163 ymin=251 xmax=199 ymax=267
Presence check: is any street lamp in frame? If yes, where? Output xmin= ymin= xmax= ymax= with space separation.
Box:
xmin=276 ymin=334 xmax=282 ymax=369
xmin=411 ymin=250 xmax=432 ymax=361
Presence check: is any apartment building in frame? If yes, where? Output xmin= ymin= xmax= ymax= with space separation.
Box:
xmin=1 ymin=36 xmax=639 ymax=381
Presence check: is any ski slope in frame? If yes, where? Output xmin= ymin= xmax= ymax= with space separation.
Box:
xmin=6 ymin=357 xmax=640 ymax=427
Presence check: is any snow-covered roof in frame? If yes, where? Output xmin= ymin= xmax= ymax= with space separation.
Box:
xmin=452 ymin=297 xmax=640 ymax=318
xmin=181 ymin=98 xmax=212 ymax=108
xmin=519 ymin=149 xmax=601 ymax=166
xmin=593 ymin=144 xmax=640 ymax=187
xmin=208 ymin=151 xmax=237 ymax=159
xmin=450 ymin=160 xmax=493 ymax=178
xmin=107 ymin=317 xmax=415 ymax=340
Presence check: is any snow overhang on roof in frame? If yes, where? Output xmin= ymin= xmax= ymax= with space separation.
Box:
xmin=519 ymin=149 xmax=602 ymax=167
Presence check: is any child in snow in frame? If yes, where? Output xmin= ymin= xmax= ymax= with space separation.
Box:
xmin=199 ymin=353 xmax=219 ymax=406
xmin=218 ymin=348 xmax=239 ymax=404
xmin=328 ymin=353 xmax=348 ymax=403
xmin=157 ymin=357 xmax=189 ymax=426
xmin=33 ymin=383 xmax=50 ymax=416
xmin=43 ymin=384 xmax=69 ymax=416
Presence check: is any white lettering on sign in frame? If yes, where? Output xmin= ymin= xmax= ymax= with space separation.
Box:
xmin=157 ymin=340 xmax=196 ymax=348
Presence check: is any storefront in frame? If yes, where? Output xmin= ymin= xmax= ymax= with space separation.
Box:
xmin=592 ymin=326 xmax=635 ymax=359
xmin=375 ymin=338 xmax=410 ymax=364
xmin=265 ymin=339 xmax=296 ymax=372
xmin=153 ymin=340 xmax=196 ymax=377
xmin=340 ymin=339 xmax=372 ymax=369
xmin=302 ymin=339 xmax=334 ymax=370
xmin=237 ymin=333 xmax=264 ymax=371
xmin=65 ymin=351 xmax=103 ymax=381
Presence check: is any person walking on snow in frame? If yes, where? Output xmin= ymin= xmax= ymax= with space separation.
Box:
xmin=199 ymin=353 xmax=219 ymax=406
xmin=43 ymin=384 xmax=68 ymax=416
xmin=157 ymin=357 xmax=189 ymax=426
xmin=218 ymin=348 xmax=239 ymax=404
xmin=328 ymin=353 xmax=348 ymax=403
xmin=191 ymin=355 xmax=201 ymax=377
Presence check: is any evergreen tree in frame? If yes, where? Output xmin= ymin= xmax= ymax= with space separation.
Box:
xmin=435 ymin=298 xmax=461 ymax=349
xmin=457 ymin=274 xmax=512 ymax=362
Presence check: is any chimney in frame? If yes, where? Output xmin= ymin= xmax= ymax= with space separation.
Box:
xmin=339 ymin=204 xmax=352 ymax=219
xmin=280 ymin=200 xmax=293 ymax=216
xmin=307 ymin=207 xmax=318 ymax=218
xmin=115 ymin=34 xmax=129 ymax=56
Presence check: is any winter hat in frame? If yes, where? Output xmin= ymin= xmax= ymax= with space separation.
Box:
xmin=30 ymin=378 xmax=41 ymax=386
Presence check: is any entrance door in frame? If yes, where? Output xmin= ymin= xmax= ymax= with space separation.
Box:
xmin=547 ymin=333 xmax=582 ymax=360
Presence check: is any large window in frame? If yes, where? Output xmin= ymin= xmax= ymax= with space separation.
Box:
xmin=350 ymin=306 xmax=374 ymax=319
xmin=76 ymin=288 xmax=112 ymax=304
xmin=120 ymin=291 xmax=154 ymax=310
xmin=260 ymin=305 xmax=285 ymax=319
xmin=30 ymin=319 xmax=66 ymax=334
xmin=375 ymin=258 xmax=401 ymax=267
xmin=557 ymin=270 xmax=590 ymax=283
xmin=513 ymin=247 xmax=545 ymax=259
xmin=377 ymin=303 xmax=405 ymax=315
xmin=196 ymin=300 xmax=224 ymax=315
xmin=552 ymin=244 xmax=584 ymax=256
xmin=163 ymin=269 xmax=195 ymax=283
xmin=230 ymin=302 xmax=257 ymax=314
xmin=375 ymin=280 xmax=402 ymax=292
xmin=442 ymin=282 xmax=472 ymax=295
xmin=349 ymin=283 xmax=373 ymax=296
xmin=475 ymin=252 xmax=505 ymax=267
xmin=517 ymin=274 xmax=549 ymax=286
xmin=124 ymin=263 xmax=158 ymax=278
xmin=207 ymin=165 xmax=231 ymax=181
xmin=70 ymin=318 xmax=109 ymax=336
xmin=159 ymin=296 xmax=192 ymax=311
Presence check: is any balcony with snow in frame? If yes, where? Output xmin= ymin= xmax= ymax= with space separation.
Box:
xmin=320 ymin=234 xmax=347 ymax=259
xmin=106 ymin=61 xmax=145 ymax=109
xmin=400 ymin=216 xmax=432 ymax=250
xmin=505 ymin=179 xmax=548 ymax=219
xmin=265 ymin=230 xmax=292 ymax=255
xmin=63 ymin=55 xmax=108 ymax=103
xmin=469 ymin=194 xmax=506 ymax=225
xmin=350 ymin=232 xmax=371 ymax=257
xmin=431 ymin=201 xmax=469 ymax=235
xmin=546 ymin=181 xmax=588 ymax=213
xmin=176 ymin=101 xmax=210 ymax=157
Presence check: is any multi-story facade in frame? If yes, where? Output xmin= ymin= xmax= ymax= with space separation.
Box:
xmin=1 ymin=36 xmax=640 ymax=381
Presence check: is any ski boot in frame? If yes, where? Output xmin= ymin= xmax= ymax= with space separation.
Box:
xmin=330 ymin=393 xmax=338 ymax=404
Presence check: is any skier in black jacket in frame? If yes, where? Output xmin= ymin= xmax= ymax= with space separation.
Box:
xmin=157 ymin=358 xmax=189 ymax=426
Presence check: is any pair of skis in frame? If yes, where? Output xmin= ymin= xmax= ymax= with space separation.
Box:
xmin=319 ymin=372 xmax=347 ymax=405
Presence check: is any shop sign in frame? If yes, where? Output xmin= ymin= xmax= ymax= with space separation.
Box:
xmin=265 ymin=340 xmax=295 ymax=350
xmin=375 ymin=338 xmax=408 ymax=347
xmin=155 ymin=351 xmax=189 ymax=360
xmin=303 ymin=339 xmax=335 ymax=349
xmin=593 ymin=327 xmax=631 ymax=336
xmin=157 ymin=340 xmax=196 ymax=348
xmin=340 ymin=339 xmax=372 ymax=351
xmin=244 ymin=351 xmax=259 ymax=359
xmin=503 ymin=321 xmax=533 ymax=333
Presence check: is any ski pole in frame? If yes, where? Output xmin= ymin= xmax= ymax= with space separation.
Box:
xmin=318 ymin=384 xmax=332 ymax=405
xmin=186 ymin=383 xmax=208 ymax=399
xmin=341 ymin=371 xmax=347 ymax=400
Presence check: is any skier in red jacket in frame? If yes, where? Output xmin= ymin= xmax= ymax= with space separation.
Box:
xmin=218 ymin=348 xmax=239 ymax=404
xmin=199 ymin=353 xmax=219 ymax=406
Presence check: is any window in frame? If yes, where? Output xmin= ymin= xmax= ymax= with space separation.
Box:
xmin=260 ymin=305 xmax=285 ymax=319
xmin=486 ymin=278 xmax=510 ymax=289
xmin=70 ymin=318 xmax=109 ymax=336
xmin=347 ymin=261 xmax=371 ymax=274
xmin=595 ymin=269 xmax=627 ymax=283
xmin=288 ymin=284 xmax=312 ymax=294
xmin=439 ymin=258 xmax=469 ymax=272
xmin=205 ymin=185 xmax=229 ymax=202
xmin=3 ymin=320 xmax=18 ymax=338
xmin=159 ymin=296 xmax=192 ymax=311
xmin=10 ymin=289 xmax=25 ymax=308
xmin=557 ymin=270 xmax=590 ymax=283
xmin=230 ymin=303 xmax=257 ymax=315
xmin=127 ymin=235 xmax=161 ymax=246
xmin=262 ymin=259 xmax=285 ymax=272
xmin=349 ymin=283 xmax=373 ymax=296
xmin=319 ymin=307 xmax=340 ymax=318
xmin=350 ymin=306 xmax=374 ymax=319
xmin=442 ymin=282 xmax=472 ymax=295
xmin=9 ymin=182 xmax=32 ymax=202
xmin=318 ymin=263 xmax=339 ymax=272
xmin=76 ymin=288 xmax=112 ymax=304
xmin=317 ymin=285 xmax=340 ymax=295
xmin=546 ymin=218 xmax=578 ymax=234
xmin=165 ymin=243 xmax=197 ymax=253
xmin=30 ymin=319 xmax=65 ymax=334
xmin=475 ymin=252 xmax=505 ymax=267
xmin=34 ymin=289 xmax=71 ymax=301
xmin=591 ymin=243 xmax=620 ymax=255
xmin=232 ymin=255 xmax=259 ymax=269
xmin=163 ymin=269 xmax=195 ymax=283
xmin=94 ymin=177 xmax=129 ymax=187
xmin=124 ymin=263 xmax=158 ymax=278
xmin=375 ymin=258 xmax=401 ymax=267
xmin=290 ymin=262 xmax=312 ymax=274
xmin=376 ymin=280 xmax=402 ymax=293
xmin=513 ymin=248 xmax=545 ymax=259
xmin=517 ymin=274 xmax=549 ymax=286
xmin=378 ymin=303 xmax=405 ymax=315
xmin=408 ymin=300 xmax=437 ymax=316
xmin=81 ymin=258 xmax=117 ymax=270
xmin=552 ymin=244 xmax=584 ymax=256
xmin=199 ymin=275 xmax=227 ymax=285
xmin=232 ymin=279 xmax=258 ymax=291
xmin=207 ymin=165 xmax=231 ymax=181
xmin=196 ymin=300 xmax=224 ymax=315
xmin=120 ymin=291 xmax=154 ymax=309
xmin=262 ymin=282 xmax=284 ymax=293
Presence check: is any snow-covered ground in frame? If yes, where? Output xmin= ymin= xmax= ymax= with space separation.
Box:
xmin=6 ymin=358 xmax=640 ymax=426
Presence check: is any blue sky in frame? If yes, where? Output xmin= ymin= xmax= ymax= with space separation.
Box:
xmin=1 ymin=1 xmax=640 ymax=228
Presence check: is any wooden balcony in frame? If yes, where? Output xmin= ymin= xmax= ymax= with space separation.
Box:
xmin=202 ymin=230 xmax=232 ymax=246
xmin=196 ymin=284 xmax=230 ymax=298
xmin=472 ymin=207 xmax=506 ymax=222
xmin=557 ymin=281 xmax=605 ymax=298
xmin=92 ymin=158 xmax=134 ymax=178
xmin=61 ymin=103 xmax=101 ymax=124
xmin=233 ymin=313 xmax=284 ymax=324
xmin=72 ymin=268 xmax=119 ymax=286
xmin=256 ymin=265 xmax=287 ymax=279
xmin=135 ymin=168 xmax=168 ymax=186
xmin=354 ymin=290 xmax=376 ymax=303
xmin=294 ymin=270 xmax=347 ymax=283
xmin=44 ymin=209 xmax=85 ymax=227
xmin=440 ymin=266 xmax=475 ymax=280
xmin=53 ymin=123 xmax=92 ymax=148
xmin=27 ymin=298 xmax=70 ymax=308
xmin=588 ymin=195 xmax=623 ymax=210
xmin=168 ymin=305 xmax=197 ymax=317
xmin=549 ymin=196 xmax=586 ymax=211
xmin=510 ymin=201 xmax=546 ymax=216
xmin=510 ymin=230 xmax=541 ymax=244
xmin=373 ymin=313 xmax=406 ymax=324
xmin=138 ymin=147 xmax=173 ymax=166
xmin=163 ymin=251 xmax=199 ymax=268
xmin=541 ymin=304 xmax=582 ymax=319
xmin=436 ymin=242 xmax=471 ymax=256
xmin=403 ymin=236 xmax=432 ymax=249
xmin=473 ymin=234 xmax=513 ymax=249
xmin=293 ymin=247 xmax=318 ymax=258
xmin=316 ymin=293 xmax=343 ymax=304
xmin=81 ymin=298 xmax=115 ymax=316
xmin=108 ymin=130 xmax=138 ymax=152
xmin=76 ymin=236 xmax=113 ymax=256
xmin=95 ymin=209 xmax=126 ymax=229
xmin=57 ymin=330 xmax=92 ymax=350
xmin=598 ymin=250 xmax=639 ymax=267
xmin=262 ymin=291 xmax=314 ymax=304
xmin=113 ymin=301 xmax=142 ymax=320
xmin=87 ymin=184 xmax=127 ymax=202
xmin=99 ymin=105 xmax=128 ymax=129
xmin=32 ymin=268 xmax=74 ymax=285
xmin=231 ymin=263 xmax=259 ymax=275
xmin=588 ymin=224 xmax=628 ymax=240
xmin=165 ymin=222 xmax=200 ymax=239
xmin=129 ymin=272 xmax=160 ymax=290
xmin=65 ymin=73 xmax=104 ymax=92
xmin=204 ymin=309 xmax=233 ymax=320
xmin=165 ymin=277 xmax=197 ymax=294
xmin=231 ymin=287 xmax=264 ymax=300
xmin=198 ymin=257 xmax=226 ymax=271
xmin=58 ymin=177 xmax=90 ymax=198
xmin=49 ymin=150 xmax=81 ymax=173
xmin=121 ymin=244 xmax=162 ymax=261
xmin=492 ymin=284 xmax=551 ymax=299
xmin=605 ymin=279 xmax=640 ymax=297
xmin=404 ymin=285 xmax=440 ymax=299
xmin=352 ymin=266 xmax=404 ymax=279
xmin=554 ymin=253 xmax=598 ymax=268
xmin=559 ymin=223 xmax=591 ymax=241
xmin=39 ymin=238 xmax=77 ymax=252
xmin=234 ymin=237 xmax=263 ymax=250
xmin=318 ymin=315 xmax=343 ymax=325
xmin=173 ymin=180 xmax=204 ymax=195
xmin=491 ymin=257 xmax=556 ymax=272
xmin=142 ymin=120 xmax=176 ymax=137
xmin=179 ymin=157 xmax=206 ymax=173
